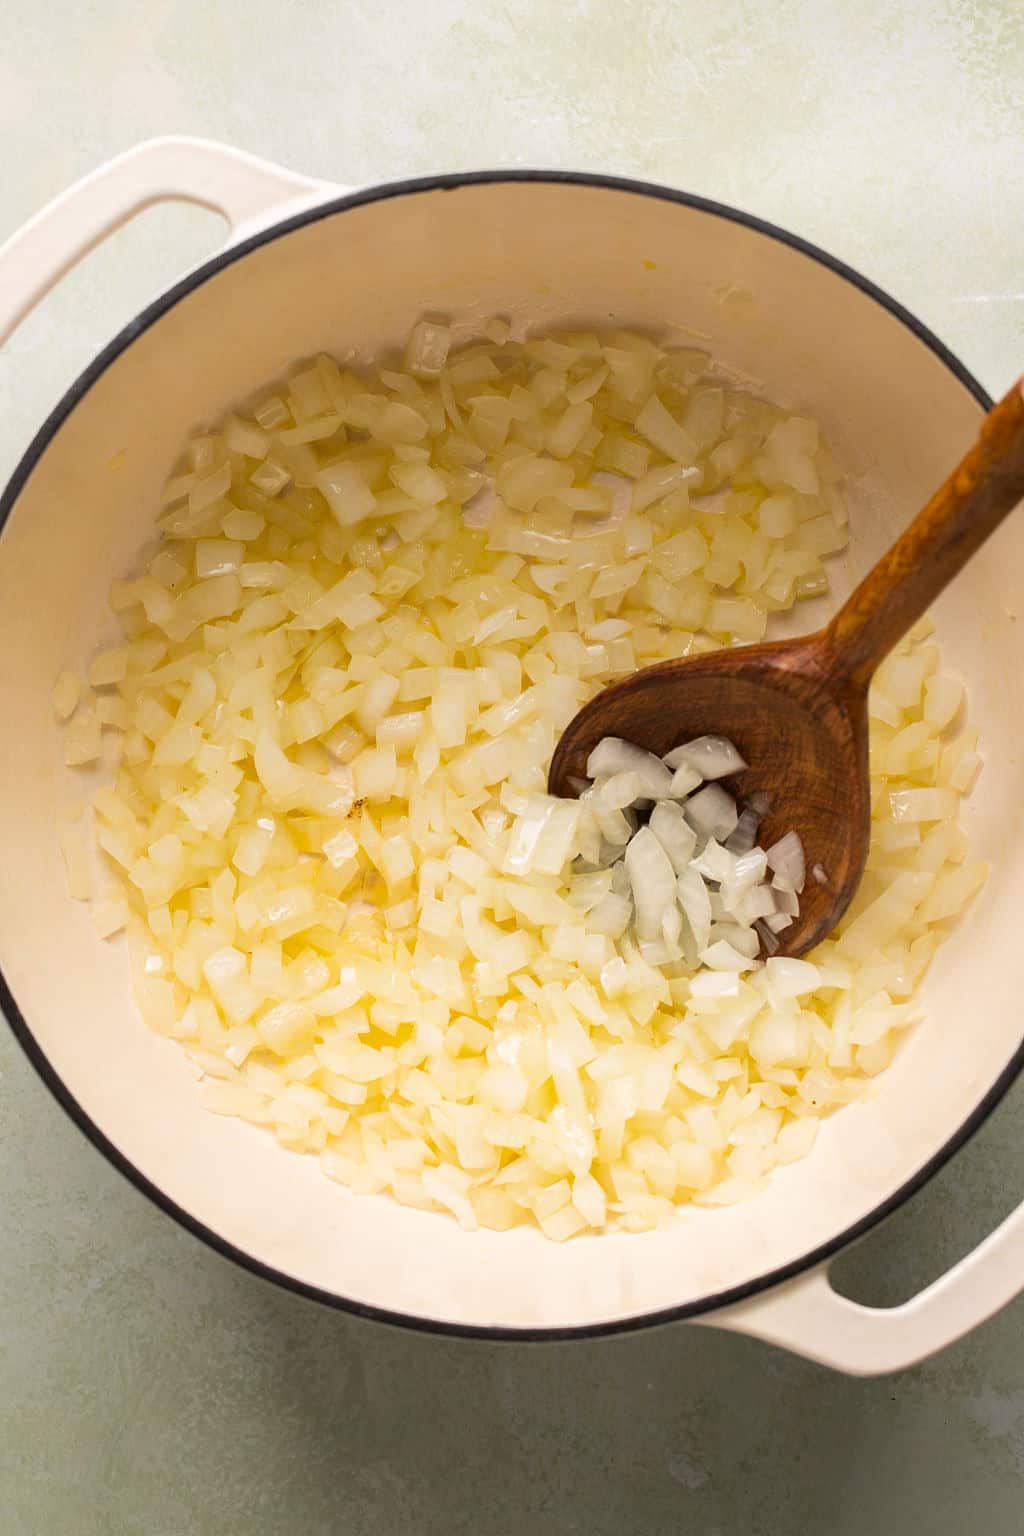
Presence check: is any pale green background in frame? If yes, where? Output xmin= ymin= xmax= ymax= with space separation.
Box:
xmin=2 ymin=2 xmax=1024 ymax=1531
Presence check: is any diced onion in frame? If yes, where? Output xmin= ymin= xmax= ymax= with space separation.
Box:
xmin=58 ymin=319 xmax=983 ymax=1241
xmin=586 ymin=737 xmax=673 ymax=798
xmin=648 ymin=800 xmax=697 ymax=874
xmin=52 ymin=670 xmax=81 ymax=721
xmin=624 ymin=826 xmax=678 ymax=941
xmin=664 ymin=735 xmax=747 ymax=779
xmin=685 ymin=784 xmax=740 ymax=842
xmin=766 ymin=831 xmax=806 ymax=894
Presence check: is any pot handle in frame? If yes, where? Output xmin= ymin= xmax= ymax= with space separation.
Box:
xmin=0 ymin=135 xmax=344 ymax=343
xmin=700 ymin=1195 xmax=1024 ymax=1374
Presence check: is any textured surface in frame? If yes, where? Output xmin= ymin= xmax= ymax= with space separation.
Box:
xmin=2 ymin=0 xmax=1024 ymax=1530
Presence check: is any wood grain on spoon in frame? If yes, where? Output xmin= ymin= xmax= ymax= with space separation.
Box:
xmin=549 ymin=379 xmax=1024 ymax=957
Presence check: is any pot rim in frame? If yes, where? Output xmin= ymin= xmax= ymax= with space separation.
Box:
xmin=0 ymin=167 xmax=1009 ymax=1341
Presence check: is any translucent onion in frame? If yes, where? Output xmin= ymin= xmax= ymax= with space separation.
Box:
xmin=57 ymin=321 xmax=984 ymax=1240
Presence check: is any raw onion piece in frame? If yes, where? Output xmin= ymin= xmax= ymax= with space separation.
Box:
xmin=664 ymin=735 xmax=747 ymax=779
xmin=685 ymin=785 xmax=740 ymax=842
xmin=579 ymin=734 xmax=800 ymax=968
xmin=586 ymin=737 xmax=673 ymax=798
xmin=766 ymin=831 xmax=806 ymax=894
xmin=624 ymin=826 xmax=678 ymax=942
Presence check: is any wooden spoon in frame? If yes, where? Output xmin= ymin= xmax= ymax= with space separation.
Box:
xmin=549 ymin=379 xmax=1024 ymax=957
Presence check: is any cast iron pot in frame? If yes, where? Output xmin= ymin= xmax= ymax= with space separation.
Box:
xmin=1 ymin=138 xmax=1020 ymax=1373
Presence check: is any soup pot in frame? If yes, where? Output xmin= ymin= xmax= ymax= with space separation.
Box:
xmin=2 ymin=138 xmax=1022 ymax=1376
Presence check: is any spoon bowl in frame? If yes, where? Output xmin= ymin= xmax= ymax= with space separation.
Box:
xmin=550 ymin=379 xmax=1024 ymax=956
xmin=549 ymin=632 xmax=869 ymax=955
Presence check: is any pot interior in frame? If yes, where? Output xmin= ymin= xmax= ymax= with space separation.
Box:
xmin=0 ymin=177 xmax=1014 ymax=1331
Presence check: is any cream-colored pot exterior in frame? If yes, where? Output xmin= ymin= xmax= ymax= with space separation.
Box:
xmin=1 ymin=140 xmax=1022 ymax=1376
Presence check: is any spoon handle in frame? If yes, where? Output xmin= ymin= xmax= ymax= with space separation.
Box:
xmin=826 ymin=378 xmax=1024 ymax=688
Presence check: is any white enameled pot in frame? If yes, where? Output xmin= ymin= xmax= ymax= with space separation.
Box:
xmin=1 ymin=138 xmax=1022 ymax=1375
